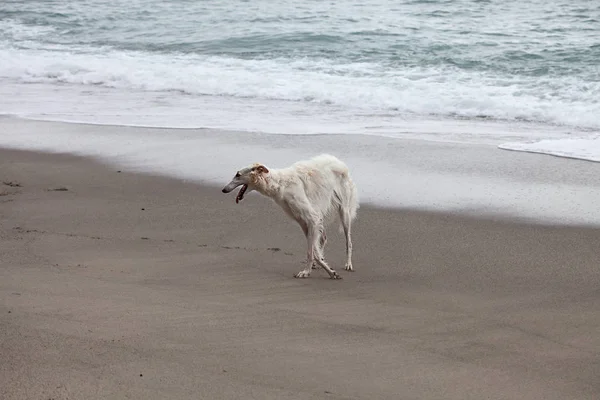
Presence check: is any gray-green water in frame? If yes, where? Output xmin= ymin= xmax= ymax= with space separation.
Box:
xmin=1 ymin=0 xmax=599 ymax=139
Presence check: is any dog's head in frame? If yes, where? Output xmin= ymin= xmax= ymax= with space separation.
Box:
xmin=221 ymin=163 xmax=270 ymax=203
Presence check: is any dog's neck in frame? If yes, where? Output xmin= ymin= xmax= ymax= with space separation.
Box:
xmin=254 ymin=169 xmax=283 ymax=199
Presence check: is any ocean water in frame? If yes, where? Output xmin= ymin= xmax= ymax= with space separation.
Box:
xmin=1 ymin=0 xmax=599 ymax=223
xmin=1 ymin=0 xmax=599 ymax=152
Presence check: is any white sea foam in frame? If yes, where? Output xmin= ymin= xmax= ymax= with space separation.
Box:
xmin=0 ymin=81 xmax=572 ymax=146
xmin=499 ymin=137 xmax=600 ymax=163
xmin=1 ymin=45 xmax=599 ymax=132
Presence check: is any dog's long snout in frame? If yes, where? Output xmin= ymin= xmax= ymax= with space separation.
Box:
xmin=222 ymin=183 xmax=235 ymax=193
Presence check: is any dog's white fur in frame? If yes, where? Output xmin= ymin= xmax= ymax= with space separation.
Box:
xmin=222 ymin=154 xmax=358 ymax=279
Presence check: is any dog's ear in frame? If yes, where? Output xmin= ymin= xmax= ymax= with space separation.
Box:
xmin=256 ymin=165 xmax=269 ymax=174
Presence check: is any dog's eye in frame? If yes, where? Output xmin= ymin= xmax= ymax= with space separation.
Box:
xmin=235 ymin=172 xmax=241 ymax=178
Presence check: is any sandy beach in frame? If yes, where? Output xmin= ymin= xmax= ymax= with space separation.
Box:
xmin=1 ymin=147 xmax=599 ymax=399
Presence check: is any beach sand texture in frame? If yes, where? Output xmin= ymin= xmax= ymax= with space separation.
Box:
xmin=1 ymin=148 xmax=599 ymax=400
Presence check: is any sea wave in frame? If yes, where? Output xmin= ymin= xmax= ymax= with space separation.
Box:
xmin=1 ymin=46 xmax=599 ymax=130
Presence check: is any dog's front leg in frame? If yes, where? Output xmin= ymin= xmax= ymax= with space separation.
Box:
xmin=294 ymin=218 xmax=316 ymax=278
xmin=293 ymin=217 xmax=318 ymax=271
xmin=294 ymin=226 xmax=315 ymax=278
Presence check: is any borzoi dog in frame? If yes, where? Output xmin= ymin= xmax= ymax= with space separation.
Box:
xmin=222 ymin=154 xmax=358 ymax=279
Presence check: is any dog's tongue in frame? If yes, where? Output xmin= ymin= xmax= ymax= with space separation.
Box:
xmin=236 ymin=184 xmax=247 ymax=204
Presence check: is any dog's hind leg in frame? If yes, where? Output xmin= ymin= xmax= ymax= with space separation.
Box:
xmin=312 ymin=226 xmax=327 ymax=269
xmin=295 ymin=219 xmax=340 ymax=279
xmin=339 ymin=207 xmax=354 ymax=271
xmin=312 ymin=220 xmax=340 ymax=279
xmin=314 ymin=244 xmax=341 ymax=280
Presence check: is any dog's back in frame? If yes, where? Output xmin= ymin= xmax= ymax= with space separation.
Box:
xmin=290 ymin=154 xmax=358 ymax=222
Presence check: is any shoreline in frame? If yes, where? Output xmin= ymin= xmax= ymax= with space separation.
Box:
xmin=0 ymin=146 xmax=595 ymax=229
xmin=1 ymin=116 xmax=599 ymax=227
xmin=1 ymin=147 xmax=599 ymax=399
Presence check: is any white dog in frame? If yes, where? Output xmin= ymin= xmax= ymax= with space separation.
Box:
xmin=222 ymin=154 xmax=358 ymax=279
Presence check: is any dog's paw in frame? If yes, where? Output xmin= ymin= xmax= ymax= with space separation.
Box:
xmin=330 ymin=271 xmax=342 ymax=280
xmin=294 ymin=270 xmax=311 ymax=278
xmin=344 ymin=264 xmax=354 ymax=272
